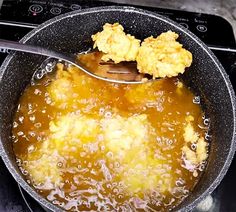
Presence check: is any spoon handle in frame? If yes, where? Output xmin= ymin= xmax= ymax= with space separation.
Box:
xmin=208 ymin=45 xmax=236 ymax=53
xmin=0 ymin=39 xmax=77 ymax=62
xmin=0 ymin=39 xmax=122 ymax=83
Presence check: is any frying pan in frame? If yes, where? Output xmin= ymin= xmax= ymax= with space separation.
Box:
xmin=0 ymin=6 xmax=235 ymax=212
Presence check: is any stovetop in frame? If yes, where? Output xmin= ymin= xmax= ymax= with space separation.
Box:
xmin=1 ymin=0 xmax=236 ymax=211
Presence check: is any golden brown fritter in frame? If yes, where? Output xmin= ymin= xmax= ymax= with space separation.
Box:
xmin=182 ymin=116 xmax=208 ymax=166
xmin=136 ymin=31 xmax=192 ymax=78
xmin=92 ymin=23 xmax=140 ymax=63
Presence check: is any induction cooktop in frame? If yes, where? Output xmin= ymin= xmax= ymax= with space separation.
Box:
xmin=0 ymin=1 xmax=236 ymax=211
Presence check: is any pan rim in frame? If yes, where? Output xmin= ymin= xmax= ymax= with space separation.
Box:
xmin=0 ymin=6 xmax=235 ymax=212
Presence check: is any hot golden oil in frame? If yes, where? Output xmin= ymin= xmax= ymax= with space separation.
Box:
xmin=13 ymin=53 xmax=208 ymax=211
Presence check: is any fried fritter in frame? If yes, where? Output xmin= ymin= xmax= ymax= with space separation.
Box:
xmin=92 ymin=23 xmax=140 ymax=63
xmin=182 ymin=116 xmax=208 ymax=167
xmin=136 ymin=31 xmax=192 ymax=78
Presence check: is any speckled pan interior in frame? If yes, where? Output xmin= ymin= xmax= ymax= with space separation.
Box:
xmin=0 ymin=6 xmax=236 ymax=212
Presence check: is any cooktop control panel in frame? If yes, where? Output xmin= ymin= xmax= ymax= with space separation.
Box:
xmin=0 ymin=0 xmax=236 ymax=48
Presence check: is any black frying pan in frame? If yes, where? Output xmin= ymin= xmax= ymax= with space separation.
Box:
xmin=0 ymin=6 xmax=235 ymax=212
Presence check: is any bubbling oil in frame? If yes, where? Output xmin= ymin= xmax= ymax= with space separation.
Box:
xmin=13 ymin=53 xmax=209 ymax=211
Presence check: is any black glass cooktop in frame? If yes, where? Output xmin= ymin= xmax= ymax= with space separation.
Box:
xmin=1 ymin=0 xmax=236 ymax=211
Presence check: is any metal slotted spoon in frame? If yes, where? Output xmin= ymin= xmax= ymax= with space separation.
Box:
xmin=0 ymin=39 xmax=151 ymax=84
